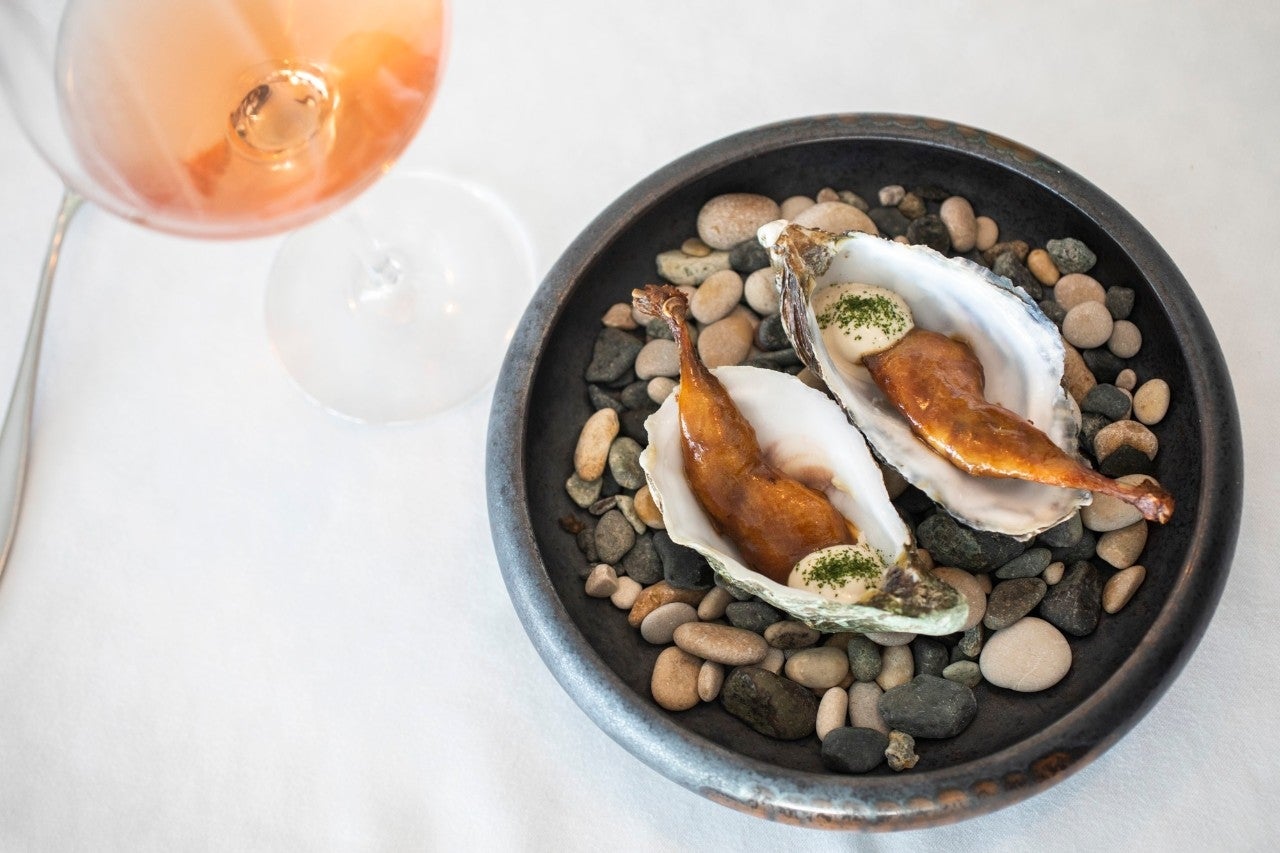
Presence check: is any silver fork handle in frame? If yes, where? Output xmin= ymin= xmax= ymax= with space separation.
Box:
xmin=0 ymin=190 xmax=83 ymax=577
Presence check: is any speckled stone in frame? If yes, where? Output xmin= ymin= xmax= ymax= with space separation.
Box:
xmin=942 ymin=660 xmax=983 ymax=689
xmin=897 ymin=192 xmax=927 ymax=220
xmin=721 ymin=666 xmax=817 ymax=740
xmin=956 ymin=624 xmax=985 ymax=660
xmin=1079 ymin=412 xmax=1111 ymax=456
xmin=697 ymin=193 xmax=782 ymax=250
xmin=1081 ymin=383 xmax=1133 ymax=422
xmin=1046 ymin=237 xmax=1096 ymax=274
xmin=912 ymin=638 xmax=950 ymax=678
xmin=1063 ymin=301 xmax=1114 ymax=349
xmin=846 ymin=636 xmax=883 ymax=682
xmin=655 ymin=249 xmax=732 ymax=286
xmin=1038 ymin=561 xmax=1103 ymax=636
xmin=724 ymin=600 xmax=785 ymax=634
xmin=651 ymin=646 xmax=702 ymax=711
xmin=878 ymin=675 xmax=977 ymax=739
xmin=995 ymin=547 xmax=1053 ymax=579
xmin=566 ymin=473 xmax=603 ymax=509
xmin=1038 ymin=512 xmax=1083 ymax=548
xmin=980 ymin=617 xmax=1072 ymax=692
xmin=1103 ymin=565 xmax=1147 ymax=613
xmin=1054 ymin=273 xmax=1106 ymax=310
xmin=584 ymin=328 xmax=643 ymax=384
xmin=906 ymin=214 xmax=951 ymax=253
xmin=1133 ymin=378 xmax=1170 ymax=425
xmin=594 ymin=509 xmax=635 ymax=564
xmin=588 ymin=384 xmax=624 ymax=413
xmin=917 ymin=512 xmax=1025 ymax=572
xmin=1108 ymin=320 xmax=1143 ymax=358
xmin=607 ymin=437 xmax=646 ymax=490
xmin=1038 ymin=299 xmax=1067 ymax=327
xmin=729 ymin=238 xmax=771 ymax=273
xmin=992 ymin=252 xmax=1042 ymax=301
xmin=984 ymin=577 xmax=1048 ymax=630
xmin=1105 ymin=286 xmax=1135 ymax=320
xmin=821 ymin=727 xmax=888 ymax=773
xmin=1043 ymin=561 xmax=1066 ymax=585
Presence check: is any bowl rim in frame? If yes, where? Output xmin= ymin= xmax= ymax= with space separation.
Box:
xmin=485 ymin=113 xmax=1243 ymax=830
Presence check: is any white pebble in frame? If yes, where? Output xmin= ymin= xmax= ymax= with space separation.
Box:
xmin=610 ymin=576 xmax=642 ymax=610
xmin=697 ymin=312 xmax=754 ymax=368
xmin=1062 ymin=301 xmax=1114 ymax=350
xmin=1133 ymin=378 xmax=1170 ymax=425
xmin=816 ymin=687 xmax=849 ymax=742
xmin=1103 ymin=565 xmax=1147 ymax=613
xmin=878 ymin=185 xmax=905 ymax=206
xmin=780 ymin=195 xmax=815 ymax=219
xmin=697 ymin=193 xmax=782 ymax=250
xmin=931 ymin=567 xmax=987 ymax=631
xmin=974 ymin=216 xmax=999 ymax=252
xmin=697 ymin=660 xmax=725 ymax=702
xmin=690 ymin=269 xmax=744 ymax=324
xmin=743 ymin=268 xmax=780 ymax=315
xmin=876 ymin=644 xmax=913 ymax=691
xmin=980 ymin=617 xmax=1072 ymax=692
xmin=1108 ymin=320 xmax=1142 ymax=358
xmin=1115 ymin=368 xmax=1138 ymax=392
xmin=848 ymin=681 xmax=888 ymax=733
xmin=791 ymin=201 xmax=879 ymax=236
xmin=647 ymin=376 xmax=676 ymax=404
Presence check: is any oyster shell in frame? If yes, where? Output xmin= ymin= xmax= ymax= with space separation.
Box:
xmin=640 ymin=365 xmax=967 ymax=635
xmin=765 ymin=224 xmax=1089 ymax=538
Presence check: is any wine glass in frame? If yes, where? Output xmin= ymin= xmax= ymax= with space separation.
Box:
xmin=0 ymin=0 xmax=533 ymax=424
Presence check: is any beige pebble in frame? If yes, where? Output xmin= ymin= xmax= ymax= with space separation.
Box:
xmin=1103 ymin=565 xmax=1147 ymax=614
xmin=610 ymin=576 xmax=643 ymax=610
xmin=697 ymin=193 xmax=782 ymax=250
xmin=824 ymin=632 xmax=858 ymax=648
xmin=1027 ymin=248 xmax=1061 ymax=286
xmin=728 ymin=304 xmax=760 ymax=332
xmin=764 ymin=620 xmax=822 ymax=650
xmin=647 ymin=376 xmax=676 ymax=405
xmin=574 ymin=408 xmax=619 ymax=481
xmin=690 ymin=269 xmax=744 ymax=324
xmin=848 ymin=681 xmax=889 ymax=733
xmin=1061 ymin=342 xmax=1097 ymax=404
xmin=815 ymin=187 xmax=840 ymax=203
xmin=892 ymin=235 xmax=910 ymax=245
xmin=697 ymin=660 xmax=725 ymax=702
xmin=784 ymin=647 xmax=850 ymax=689
xmin=633 ymin=484 xmax=665 ymax=529
xmin=651 ymin=646 xmax=702 ymax=711
xmin=1108 ymin=320 xmax=1142 ymax=358
xmin=655 ymin=249 xmax=732 ymax=286
xmin=615 ymin=495 xmax=646 ymax=536
xmin=878 ymin=185 xmax=905 ymax=206
xmin=939 ymin=196 xmax=977 ymax=252
xmin=584 ymin=564 xmax=618 ymax=598
xmin=915 ymin=549 xmax=934 ymax=571
xmin=980 ymin=617 xmax=1071 ymax=692
xmin=780 ymin=195 xmax=816 ymax=219
xmin=974 ymin=216 xmax=999 ymax=252
xmin=635 ymin=338 xmax=680 ymax=380
xmin=696 ymin=585 xmax=733 ymax=621
xmin=760 ymin=647 xmax=785 ymax=675
xmin=681 ymin=237 xmax=711 ymax=258
xmin=897 ymin=192 xmax=926 ymax=219
xmin=932 ymin=567 xmax=987 ymax=631
xmin=816 ymin=687 xmax=849 ymax=742
xmin=1043 ymin=561 xmax=1066 ymax=585
xmin=876 ymin=644 xmax=914 ymax=691
xmin=1055 ymin=273 xmax=1106 ymax=309
xmin=743 ymin=268 xmax=780 ymax=315
xmin=973 ymin=573 xmax=993 ymax=594
xmin=641 ymin=601 xmax=700 ymax=645
xmin=865 ymin=631 xmax=915 ymax=647
xmin=1094 ymin=420 xmax=1159 ymax=461
xmin=1062 ymin=301 xmax=1114 ymax=350
xmin=1133 ymin=378 xmax=1170 ymax=425
xmin=602 ymin=302 xmax=638 ymax=329
xmin=627 ymin=581 xmax=706 ymax=627
xmin=792 ymin=201 xmax=880 ymax=236
xmin=673 ymin=622 xmax=769 ymax=666
xmin=697 ymin=312 xmax=754 ymax=368
xmin=1097 ymin=520 xmax=1148 ymax=569
xmin=1082 ymin=474 xmax=1160 ymax=531
xmin=1115 ymin=368 xmax=1138 ymax=392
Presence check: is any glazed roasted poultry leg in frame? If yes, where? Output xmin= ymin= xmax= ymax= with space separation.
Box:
xmin=632 ymin=284 xmax=857 ymax=584
xmin=863 ymin=327 xmax=1175 ymax=523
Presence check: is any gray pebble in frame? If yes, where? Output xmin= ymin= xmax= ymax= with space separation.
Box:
xmin=878 ymin=675 xmax=977 ymax=739
xmin=906 ymin=214 xmax=951 ymax=253
xmin=721 ymin=666 xmax=817 ymax=740
xmin=942 ymin=660 xmax=982 ymax=689
xmin=821 ymin=727 xmax=888 ymax=773
xmin=1038 ymin=300 xmax=1067 ymax=327
xmin=729 ymin=239 xmax=770 ymax=273
xmin=912 ymin=638 xmax=949 ymax=678
xmin=619 ymin=380 xmax=651 ymax=410
xmin=607 ymin=437 xmax=646 ymax=490
xmin=584 ymin=328 xmax=642 ymax=384
xmin=995 ymin=547 xmax=1053 ymax=579
xmin=744 ymin=268 xmax=780 ymax=315
xmin=984 ymin=577 xmax=1048 ymax=630
xmin=588 ymin=384 xmax=624 ymax=413
xmin=916 ymin=512 xmax=1025 ymax=572
xmin=725 ymin=600 xmax=784 ymax=633
xmin=838 ymin=190 xmax=870 ymax=211
xmin=1038 ymin=561 xmax=1102 ymax=636
xmin=755 ymin=312 xmax=790 ymax=351
xmin=653 ymin=530 xmax=712 ymax=589
xmin=621 ymin=535 xmax=663 ymax=584
xmin=1051 ymin=529 xmax=1097 ymax=565
xmin=614 ymin=495 xmax=646 ymax=534
xmin=587 ymin=495 xmax=617 ymax=516
xmin=594 ymin=510 xmax=636 ymax=564
xmin=1081 ymin=384 xmax=1133 ymax=422
xmin=1038 ymin=511 xmax=1083 ymax=548
xmin=868 ymin=206 xmax=911 ymax=238
xmin=576 ymin=525 xmax=597 ymax=564
xmin=566 ymin=473 xmax=603 ymax=509
xmin=846 ymin=636 xmax=883 ymax=682
xmin=1082 ymin=347 xmax=1127 ymax=384
xmin=1046 ymin=237 xmax=1097 ymax=274
xmin=993 ymin=252 xmax=1043 ymax=301
xmin=1105 ymin=286 xmax=1135 ymax=320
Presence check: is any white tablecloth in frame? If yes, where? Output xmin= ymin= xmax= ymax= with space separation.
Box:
xmin=1 ymin=1 xmax=1275 ymax=849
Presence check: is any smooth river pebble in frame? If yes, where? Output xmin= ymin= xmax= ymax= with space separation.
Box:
xmin=816 ymin=687 xmax=850 ymax=742
xmin=785 ymin=647 xmax=850 ymax=689
xmin=791 ymin=201 xmax=879 ymax=235
xmin=1103 ymin=565 xmax=1147 ymax=613
xmin=690 ymin=269 xmax=744 ymax=324
xmin=1133 ymin=378 xmax=1170 ymax=425
xmin=651 ymin=646 xmax=702 ymax=711
xmin=932 ymin=567 xmax=987 ymax=631
xmin=939 ymin=196 xmax=977 ymax=252
xmin=1062 ymin=301 xmax=1115 ymax=349
xmin=980 ymin=617 xmax=1072 ymax=692
xmin=697 ymin=194 xmax=782 ymax=250
xmin=743 ymin=268 xmax=780 ymax=315
xmin=674 ymin=622 xmax=769 ymax=666
xmin=640 ymin=601 xmax=699 ymax=645
xmin=573 ymin=408 xmax=619 ymax=481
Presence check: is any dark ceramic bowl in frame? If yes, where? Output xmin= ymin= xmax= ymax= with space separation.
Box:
xmin=485 ymin=114 xmax=1242 ymax=829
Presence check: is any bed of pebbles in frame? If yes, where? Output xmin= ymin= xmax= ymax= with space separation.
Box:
xmin=559 ymin=184 xmax=1171 ymax=774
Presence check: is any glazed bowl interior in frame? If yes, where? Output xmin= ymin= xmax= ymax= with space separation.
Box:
xmin=488 ymin=115 xmax=1240 ymax=827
